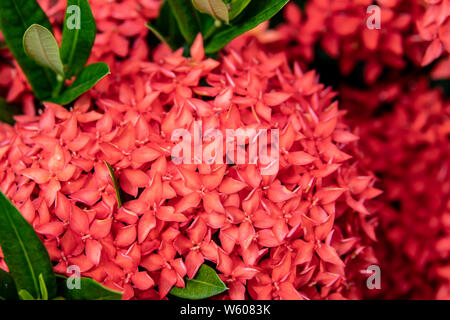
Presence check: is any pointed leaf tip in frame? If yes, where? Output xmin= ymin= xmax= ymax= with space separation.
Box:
xmin=39 ymin=273 xmax=49 ymax=300
xmin=104 ymin=161 xmax=123 ymax=208
xmin=18 ymin=289 xmax=35 ymax=300
xmin=169 ymin=264 xmax=227 ymax=299
xmin=0 ymin=191 xmax=57 ymax=299
xmin=56 ymin=274 xmax=123 ymax=300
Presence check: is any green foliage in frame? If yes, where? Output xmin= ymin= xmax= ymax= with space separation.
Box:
xmin=46 ymin=62 xmax=110 ymax=105
xmin=0 ymin=0 xmax=108 ymax=107
xmin=170 ymin=264 xmax=227 ymax=300
xmin=192 ymin=0 xmax=229 ymax=23
xmin=147 ymin=0 xmax=289 ymax=55
xmin=0 ymin=191 xmax=123 ymax=300
xmin=227 ymin=0 xmax=252 ymax=20
xmin=105 ymin=161 xmax=123 ymax=208
xmin=23 ymin=24 xmax=65 ymax=76
xmin=204 ymin=0 xmax=290 ymax=53
xmin=0 ymin=269 xmax=18 ymax=300
xmin=0 ymin=191 xmax=57 ymax=299
xmin=18 ymin=289 xmax=35 ymax=300
xmin=168 ymin=0 xmax=202 ymax=45
xmin=56 ymin=275 xmax=123 ymax=300
xmin=0 ymin=98 xmax=20 ymax=125
xmin=60 ymin=0 xmax=96 ymax=77
xmin=0 ymin=0 xmax=55 ymax=100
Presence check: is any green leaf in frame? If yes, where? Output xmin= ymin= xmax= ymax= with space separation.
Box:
xmin=23 ymin=24 xmax=64 ymax=76
xmin=46 ymin=62 xmax=110 ymax=105
xmin=0 ymin=97 xmax=21 ymax=125
xmin=146 ymin=23 xmax=173 ymax=49
xmin=147 ymin=0 xmax=185 ymax=50
xmin=0 ymin=0 xmax=56 ymax=100
xmin=60 ymin=0 xmax=96 ymax=77
xmin=167 ymin=0 xmax=201 ymax=45
xmin=192 ymin=0 xmax=229 ymax=23
xmin=228 ymin=0 xmax=252 ymax=20
xmin=204 ymin=0 xmax=289 ymax=54
xmin=0 ymin=269 xmax=18 ymax=300
xmin=0 ymin=192 xmax=57 ymax=299
xmin=170 ymin=264 xmax=227 ymax=300
xmin=198 ymin=12 xmax=217 ymax=39
xmin=104 ymin=161 xmax=122 ymax=208
xmin=56 ymin=275 xmax=122 ymax=300
xmin=38 ymin=273 xmax=48 ymax=300
xmin=18 ymin=289 xmax=35 ymax=300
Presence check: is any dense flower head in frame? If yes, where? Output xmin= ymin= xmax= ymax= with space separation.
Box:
xmin=245 ymin=0 xmax=450 ymax=300
xmin=270 ymin=0 xmax=450 ymax=83
xmin=0 ymin=0 xmax=380 ymax=299
xmin=341 ymin=78 xmax=450 ymax=299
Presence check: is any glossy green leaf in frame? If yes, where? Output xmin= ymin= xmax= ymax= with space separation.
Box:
xmin=0 ymin=0 xmax=56 ymax=100
xmin=56 ymin=275 xmax=122 ymax=300
xmin=147 ymin=0 xmax=185 ymax=50
xmin=0 ymin=191 xmax=57 ymax=299
xmin=167 ymin=0 xmax=201 ymax=45
xmin=23 ymin=24 xmax=64 ymax=76
xmin=104 ymin=161 xmax=122 ymax=208
xmin=46 ymin=62 xmax=110 ymax=105
xmin=60 ymin=0 xmax=96 ymax=77
xmin=198 ymin=12 xmax=217 ymax=40
xmin=0 ymin=98 xmax=21 ymax=125
xmin=204 ymin=0 xmax=289 ymax=54
xmin=38 ymin=274 xmax=48 ymax=300
xmin=0 ymin=269 xmax=18 ymax=300
xmin=18 ymin=289 xmax=35 ymax=300
xmin=146 ymin=23 xmax=173 ymax=49
xmin=170 ymin=264 xmax=227 ymax=300
xmin=228 ymin=0 xmax=252 ymax=20
xmin=192 ymin=0 xmax=229 ymax=23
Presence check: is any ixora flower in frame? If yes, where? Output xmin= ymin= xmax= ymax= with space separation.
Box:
xmin=0 ymin=0 xmax=380 ymax=300
xmin=340 ymin=78 xmax=450 ymax=299
xmin=270 ymin=0 xmax=449 ymax=84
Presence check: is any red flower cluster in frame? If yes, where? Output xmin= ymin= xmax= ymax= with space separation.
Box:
xmin=340 ymin=78 xmax=450 ymax=299
xmin=269 ymin=0 xmax=450 ymax=299
xmin=272 ymin=0 xmax=450 ymax=83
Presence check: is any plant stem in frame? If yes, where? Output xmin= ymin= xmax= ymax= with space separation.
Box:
xmin=204 ymin=20 xmax=221 ymax=41
xmin=51 ymin=74 xmax=65 ymax=98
